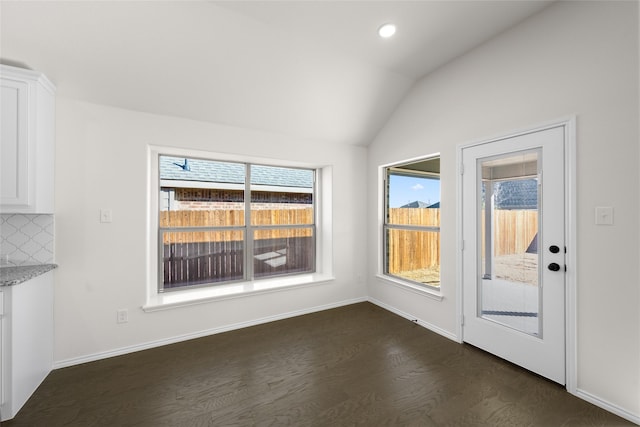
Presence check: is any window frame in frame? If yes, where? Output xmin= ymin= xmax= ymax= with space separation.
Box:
xmin=157 ymin=157 xmax=317 ymax=292
xmin=381 ymin=155 xmax=442 ymax=292
xmin=146 ymin=146 xmax=333 ymax=311
xmin=247 ymin=163 xmax=317 ymax=282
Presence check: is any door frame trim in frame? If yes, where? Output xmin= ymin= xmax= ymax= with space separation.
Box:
xmin=456 ymin=116 xmax=577 ymax=393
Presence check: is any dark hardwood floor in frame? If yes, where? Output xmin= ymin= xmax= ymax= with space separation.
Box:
xmin=5 ymin=302 xmax=633 ymax=426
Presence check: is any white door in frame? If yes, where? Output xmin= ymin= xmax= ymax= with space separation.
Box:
xmin=461 ymin=125 xmax=566 ymax=384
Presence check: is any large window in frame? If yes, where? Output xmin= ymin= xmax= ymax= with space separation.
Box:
xmin=383 ymin=156 xmax=441 ymax=288
xmin=159 ymin=156 xmax=315 ymax=292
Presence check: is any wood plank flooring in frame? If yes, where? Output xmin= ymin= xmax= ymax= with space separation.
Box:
xmin=4 ymin=302 xmax=633 ymax=426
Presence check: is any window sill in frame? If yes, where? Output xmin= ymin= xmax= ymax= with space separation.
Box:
xmin=375 ymin=274 xmax=444 ymax=301
xmin=142 ymin=273 xmax=335 ymax=312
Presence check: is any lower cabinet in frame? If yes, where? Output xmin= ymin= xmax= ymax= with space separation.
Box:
xmin=0 ymin=271 xmax=54 ymax=421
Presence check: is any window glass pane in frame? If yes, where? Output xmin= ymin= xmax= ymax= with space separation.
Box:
xmin=384 ymin=157 xmax=440 ymax=288
xmin=253 ymin=228 xmax=314 ymax=278
xmin=157 ymin=156 xmax=318 ymax=290
xmin=159 ymin=156 xmax=245 ymax=227
xmin=161 ymin=230 xmax=244 ymax=290
xmin=386 ymin=228 xmax=440 ymax=287
xmin=387 ymin=172 xmax=440 ymax=226
xmin=250 ymin=165 xmax=313 ymax=226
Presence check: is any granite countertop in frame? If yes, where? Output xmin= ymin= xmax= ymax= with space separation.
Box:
xmin=0 ymin=264 xmax=58 ymax=287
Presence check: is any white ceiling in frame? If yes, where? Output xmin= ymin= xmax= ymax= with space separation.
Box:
xmin=1 ymin=1 xmax=552 ymax=146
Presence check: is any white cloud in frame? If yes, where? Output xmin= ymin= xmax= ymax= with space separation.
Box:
xmin=411 ymin=184 xmax=424 ymax=191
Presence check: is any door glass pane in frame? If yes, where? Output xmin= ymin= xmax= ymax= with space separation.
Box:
xmin=478 ymin=150 xmax=541 ymax=336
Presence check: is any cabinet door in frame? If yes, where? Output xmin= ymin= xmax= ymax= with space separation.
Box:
xmin=0 ymin=80 xmax=30 ymax=208
xmin=0 ymin=290 xmax=4 ymax=410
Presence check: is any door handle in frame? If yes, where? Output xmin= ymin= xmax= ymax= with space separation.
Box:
xmin=548 ymin=263 xmax=561 ymax=272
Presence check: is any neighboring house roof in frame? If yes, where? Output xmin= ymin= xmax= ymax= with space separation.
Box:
xmin=400 ymin=201 xmax=428 ymax=208
xmin=159 ymin=156 xmax=313 ymax=189
xmin=493 ymin=179 xmax=538 ymax=210
xmin=400 ymin=201 xmax=439 ymax=208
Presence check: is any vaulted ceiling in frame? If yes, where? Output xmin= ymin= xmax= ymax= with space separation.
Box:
xmin=1 ymin=1 xmax=552 ymax=146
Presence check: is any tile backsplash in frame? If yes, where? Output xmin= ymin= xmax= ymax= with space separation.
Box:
xmin=0 ymin=214 xmax=55 ymax=265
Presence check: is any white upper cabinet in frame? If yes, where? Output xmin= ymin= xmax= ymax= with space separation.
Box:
xmin=0 ymin=65 xmax=55 ymax=213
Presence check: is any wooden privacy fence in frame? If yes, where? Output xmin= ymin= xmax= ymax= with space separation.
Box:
xmin=159 ymin=208 xmax=313 ymax=243
xmin=489 ymin=210 xmax=538 ymax=256
xmin=163 ymin=240 xmax=244 ymax=288
xmin=162 ymin=236 xmax=314 ymax=289
xmin=159 ymin=208 xmax=537 ymax=286
xmin=388 ymin=208 xmax=440 ymax=227
xmin=387 ymin=208 xmax=538 ymax=273
xmin=160 ymin=208 xmax=314 ymax=289
xmin=160 ymin=209 xmax=314 ymax=228
xmin=387 ymin=228 xmax=441 ymax=274
xmin=387 ymin=208 xmax=440 ymax=274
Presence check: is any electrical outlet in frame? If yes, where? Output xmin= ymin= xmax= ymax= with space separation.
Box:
xmin=116 ymin=309 xmax=128 ymax=324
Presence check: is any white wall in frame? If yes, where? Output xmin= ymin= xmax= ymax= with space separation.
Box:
xmin=54 ymin=98 xmax=368 ymax=365
xmin=367 ymin=0 xmax=639 ymax=420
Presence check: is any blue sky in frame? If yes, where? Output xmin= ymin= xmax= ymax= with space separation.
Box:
xmin=388 ymin=174 xmax=440 ymax=208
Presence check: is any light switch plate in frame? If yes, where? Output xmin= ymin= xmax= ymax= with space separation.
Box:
xmin=595 ymin=206 xmax=613 ymax=225
xmin=100 ymin=209 xmax=113 ymax=223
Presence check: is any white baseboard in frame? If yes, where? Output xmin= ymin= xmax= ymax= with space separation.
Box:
xmin=574 ymin=389 xmax=640 ymax=425
xmin=367 ymin=297 xmax=459 ymax=342
xmin=53 ymin=297 xmax=367 ymax=369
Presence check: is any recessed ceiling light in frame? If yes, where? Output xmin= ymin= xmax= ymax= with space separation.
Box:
xmin=378 ymin=23 xmax=396 ymax=39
